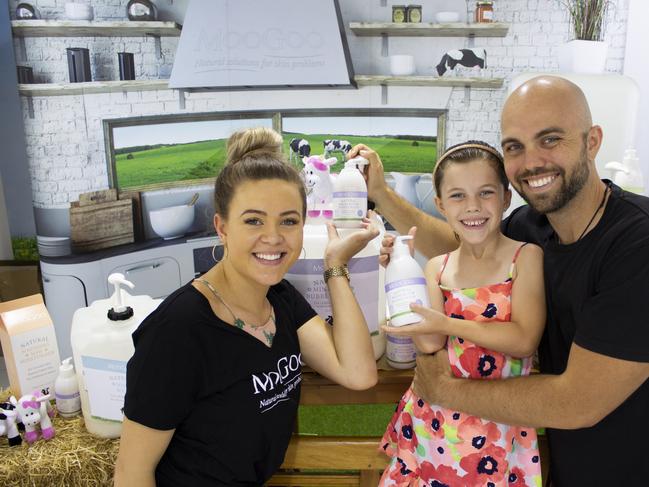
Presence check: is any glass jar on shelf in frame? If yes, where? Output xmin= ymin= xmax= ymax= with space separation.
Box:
xmin=392 ymin=5 xmax=407 ymax=23
xmin=407 ymin=5 xmax=422 ymax=23
xmin=475 ymin=1 xmax=494 ymax=23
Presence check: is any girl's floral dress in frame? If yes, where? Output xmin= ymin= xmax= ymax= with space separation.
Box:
xmin=379 ymin=244 xmax=542 ymax=487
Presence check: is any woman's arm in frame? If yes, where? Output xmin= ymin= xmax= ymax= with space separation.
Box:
xmin=298 ymin=222 xmax=379 ymax=390
xmin=384 ymin=244 xmax=546 ymax=358
xmin=114 ymin=417 xmax=174 ymax=487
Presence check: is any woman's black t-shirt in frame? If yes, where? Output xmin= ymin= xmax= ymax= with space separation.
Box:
xmin=123 ymin=279 xmax=317 ymax=486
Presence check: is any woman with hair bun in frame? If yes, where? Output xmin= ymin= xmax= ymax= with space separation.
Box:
xmin=115 ymin=127 xmax=379 ymax=487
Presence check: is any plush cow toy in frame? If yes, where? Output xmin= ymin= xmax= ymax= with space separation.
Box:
xmin=302 ymin=155 xmax=337 ymax=219
xmin=289 ymin=138 xmax=311 ymax=163
xmin=323 ymin=139 xmax=352 ymax=159
xmin=10 ymin=391 xmax=55 ymax=444
xmin=0 ymin=401 xmax=22 ymax=446
xmin=436 ymin=48 xmax=487 ymax=76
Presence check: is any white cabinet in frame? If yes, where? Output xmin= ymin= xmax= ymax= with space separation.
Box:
xmin=41 ymin=273 xmax=87 ymax=360
xmin=105 ymin=256 xmax=181 ymax=299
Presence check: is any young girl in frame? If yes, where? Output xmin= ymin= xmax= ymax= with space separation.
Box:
xmin=379 ymin=141 xmax=546 ymax=486
xmin=115 ymin=127 xmax=379 ymax=486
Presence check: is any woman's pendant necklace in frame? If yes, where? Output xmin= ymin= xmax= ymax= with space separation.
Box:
xmin=196 ymin=278 xmax=275 ymax=346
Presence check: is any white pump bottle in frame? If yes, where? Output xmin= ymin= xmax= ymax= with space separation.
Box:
xmin=605 ymin=149 xmax=645 ymax=195
xmin=54 ymin=357 xmax=81 ymax=418
xmin=385 ymin=235 xmax=431 ymax=327
xmin=333 ymin=156 xmax=369 ymax=228
xmin=70 ymin=273 xmax=161 ymax=438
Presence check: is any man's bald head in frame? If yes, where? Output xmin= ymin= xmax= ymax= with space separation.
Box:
xmin=503 ymin=76 xmax=593 ymax=131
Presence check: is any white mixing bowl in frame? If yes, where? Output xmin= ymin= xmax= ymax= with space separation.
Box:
xmin=149 ymin=204 xmax=195 ymax=240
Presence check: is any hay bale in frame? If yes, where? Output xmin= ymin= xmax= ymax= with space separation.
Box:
xmin=0 ymin=388 xmax=119 ymax=487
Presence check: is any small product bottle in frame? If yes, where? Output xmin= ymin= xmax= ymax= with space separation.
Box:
xmin=332 ymin=156 xmax=369 ymax=229
xmin=386 ymin=333 xmax=416 ymax=369
xmin=54 ymin=357 xmax=81 ymax=418
xmin=385 ymin=235 xmax=430 ymax=326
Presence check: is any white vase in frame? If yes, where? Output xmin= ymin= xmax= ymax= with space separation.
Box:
xmin=557 ymin=40 xmax=608 ymax=74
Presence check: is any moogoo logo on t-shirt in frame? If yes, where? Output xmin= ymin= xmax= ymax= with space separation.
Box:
xmin=251 ymin=353 xmax=302 ymax=413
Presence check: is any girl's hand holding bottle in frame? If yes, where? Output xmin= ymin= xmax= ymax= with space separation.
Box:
xmin=382 ymin=303 xmax=450 ymax=337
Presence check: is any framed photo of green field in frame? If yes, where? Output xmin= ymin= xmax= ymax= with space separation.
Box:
xmin=103 ymin=108 xmax=445 ymax=192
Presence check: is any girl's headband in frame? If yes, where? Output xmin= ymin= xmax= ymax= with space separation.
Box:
xmin=431 ymin=142 xmax=504 ymax=184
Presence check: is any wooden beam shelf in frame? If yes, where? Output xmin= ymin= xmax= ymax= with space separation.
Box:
xmin=354 ymin=75 xmax=504 ymax=89
xmin=18 ymin=80 xmax=169 ymax=96
xmin=349 ymin=22 xmax=509 ymax=37
xmin=11 ymin=20 xmax=181 ymax=37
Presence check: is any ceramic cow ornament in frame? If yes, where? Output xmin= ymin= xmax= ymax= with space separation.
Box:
xmin=436 ymin=48 xmax=487 ymax=76
xmin=10 ymin=391 xmax=55 ymax=444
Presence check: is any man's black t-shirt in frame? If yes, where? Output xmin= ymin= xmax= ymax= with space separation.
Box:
xmin=123 ymin=279 xmax=317 ymax=486
xmin=503 ymin=182 xmax=649 ymax=486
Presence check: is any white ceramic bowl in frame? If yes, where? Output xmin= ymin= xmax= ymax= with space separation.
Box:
xmin=389 ymin=54 xmax=415 ymax=76
xmin=65 ymin=2 xmax=94 ymax=20
xmin=435 ymin=11 xmax=460 ymax=23
xmin=149 ymin=204 xmax=195 ymax=240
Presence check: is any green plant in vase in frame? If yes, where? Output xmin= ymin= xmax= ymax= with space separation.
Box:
xmin=558 ymin=0 xmax=612 ymax=74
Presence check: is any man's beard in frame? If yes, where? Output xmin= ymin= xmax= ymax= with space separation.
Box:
xmin=514 ymin=145 xmax=590 ymax=215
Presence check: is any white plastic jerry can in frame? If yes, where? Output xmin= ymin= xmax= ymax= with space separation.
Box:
xmin=70 ymin=273 xmax=161 ymax=438
xmin=285 ymin=216 xmax=386 ymax=360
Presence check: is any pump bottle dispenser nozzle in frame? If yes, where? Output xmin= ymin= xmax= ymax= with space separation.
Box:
xmin=107 ymin=273 xmax=135 ymax=321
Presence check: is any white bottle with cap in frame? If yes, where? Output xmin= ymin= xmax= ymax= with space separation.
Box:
xmin=385 ymin=235 xmax=431 ymax=327
xmin=54 ymin=357 xmax=81 ymax=418
xmin=70 ymin=273 xmax=161 ymax=438
xmin=386 ymin=334 xmax=417 ymax=369
xmin=605 ymin=148 xmax=645 ymax=195
xmin=332 ymin=156 xmax=369 ymax=228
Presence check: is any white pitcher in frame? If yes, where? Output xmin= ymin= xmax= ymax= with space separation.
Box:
xmin=390 ymin=172 xmax=439 ymax=216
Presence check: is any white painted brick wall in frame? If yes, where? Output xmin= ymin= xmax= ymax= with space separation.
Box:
xmin=10 ymin=0 xmax=629 ymax=207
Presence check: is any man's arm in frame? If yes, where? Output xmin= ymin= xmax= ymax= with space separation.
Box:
xmin=413 ymin=343 xmax=649 ymax=429
xmin=347 ymin=143 xmax=457 ymax=260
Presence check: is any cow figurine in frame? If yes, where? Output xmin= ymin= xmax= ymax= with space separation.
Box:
xmin=289 ymin=138 xmax=311 ymax=163
xmin=302 ymin=155 xmax=337 ymax=220
xmin=436 ymin=48 xmax=487 ymax=76
xmin=323 ymin=139 xmax=352 ymax=159
xmin=10 ymin=391 xmax=55 ymax=444
xmin=0 ymin=402 xmax=22 ymax=446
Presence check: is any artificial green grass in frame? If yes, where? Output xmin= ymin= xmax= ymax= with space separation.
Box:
xmin=297 ymin=403 xmax=397 ymax=437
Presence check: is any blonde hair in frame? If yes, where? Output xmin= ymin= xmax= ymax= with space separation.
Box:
xmin=214 ymin=127 xmax=307 ymax=218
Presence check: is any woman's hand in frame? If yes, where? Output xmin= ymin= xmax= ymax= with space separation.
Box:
xmin=323 ymin=212 xmax=380 ymax=268
xmin=379 ymin=226 xmax=417 ymax=267
xmin=347 ymin=144 xmax=388 ymax=203
xmin=382 ymin=302 xmax=450 ymax=336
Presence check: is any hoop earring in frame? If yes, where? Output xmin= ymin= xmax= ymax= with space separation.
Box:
xmin=211 ymin=245 xmax=221 ymax=262
xmin=300 ymin=247 xmax=306 ymax=259
xmin=454 ymin=232 xmax=461 ymax=242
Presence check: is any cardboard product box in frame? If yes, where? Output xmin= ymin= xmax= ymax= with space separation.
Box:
xmin=0 ymin=294 xmax=61 ymax=397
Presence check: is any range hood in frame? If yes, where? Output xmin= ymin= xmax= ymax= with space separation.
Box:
xmin=169 ymin=0 xmax=355 ymax=91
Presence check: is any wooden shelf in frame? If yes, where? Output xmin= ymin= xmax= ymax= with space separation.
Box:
xmin=18 ymin=80 xmax=169 ymax=96
xmin=349 ymin=22 xmax=509 ymax=37
xmin=11 ymin=20 xmax=181 ymax=37
xmin=354 ymin=75 xmax=503 ymax=89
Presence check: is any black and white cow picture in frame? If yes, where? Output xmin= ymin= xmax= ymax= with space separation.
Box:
xmin=436 ymin=48 xmax=487 ymax=76
xmin=289 ymin=138 xmax=311 ymax=162
xmin=323 ymin=139 xmax=352 ymax=158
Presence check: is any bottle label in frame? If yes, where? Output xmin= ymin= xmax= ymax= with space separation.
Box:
xmin=55 ymin=391 xmax=81 ymax=415
xmin=385 ymin=278 xmax=429 ymax=323
xmin=386 ymin=334 xmax=416 ymax=365
xmin=286 ymin=255 xmax=380 ymax=334
xmin=333 ymin=191 xmax=367 ymax=224
xmin=81 ymin=355 xmax=127 ymax=422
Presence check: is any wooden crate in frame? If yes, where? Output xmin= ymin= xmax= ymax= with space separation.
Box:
xmin=70 ymin=190 xmax=134 ymax=252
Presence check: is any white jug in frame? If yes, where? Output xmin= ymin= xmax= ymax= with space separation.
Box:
xmin=391 ymin=172 xmax=439 ymax=216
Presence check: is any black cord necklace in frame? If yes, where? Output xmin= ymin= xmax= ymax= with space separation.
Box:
xmin=561 ymin=185 xmax=609 ymax=244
